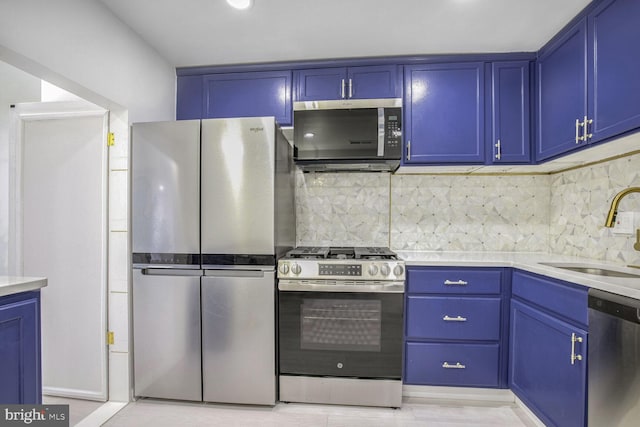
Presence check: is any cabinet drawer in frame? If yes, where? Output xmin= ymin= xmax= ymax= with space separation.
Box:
xmin=512 ymin=270 xmax=588 ymax=326
xmin=406 ymin=296 xmax=501 ymax=340
xmin=407 ymin=268 xmax=502 ymax=294
xmin=405 ymin=342 xmax=499 ymax=387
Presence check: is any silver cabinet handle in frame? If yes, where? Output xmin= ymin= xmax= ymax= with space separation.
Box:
xmin=571 ymin=332 xmax=583 ymax=365
xmin=582 ymin=115 xmax=593 ymax=141
xmin=444 ymin=280 xmax=468 ymax=286
xmin=442 ymin=362 xmax=466 ymax=369
xmin=575 ymin=118 xmax=583 ymax=144
xmin=495 ymin=139 xmax=501 ymax=160
xmin=341 ymin=79 xmax=346 ymax=99
xmin=443 ymin=315 xmax=467 ymax=322
xmin=406 ymin=140 xmax=411 ymax=161
xmin=348 ymin=78 xmax=353 ymax=98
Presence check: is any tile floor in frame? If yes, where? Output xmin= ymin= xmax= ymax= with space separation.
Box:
xmin=103 ymin=398 xmax=537 ymax=427
xmin=42 ymin=395 xmax=105 ymax=426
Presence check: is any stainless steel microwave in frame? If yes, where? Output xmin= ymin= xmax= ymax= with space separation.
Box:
xmin=292 ymin=98 xmax=402 ymax=172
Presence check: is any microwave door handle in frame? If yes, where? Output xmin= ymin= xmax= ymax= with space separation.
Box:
xmin=377 ymin=108 xmax=385 ymax=157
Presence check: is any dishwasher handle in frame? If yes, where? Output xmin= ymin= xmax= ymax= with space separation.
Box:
xmin=588 ymin=288 xmax=640 ymax=324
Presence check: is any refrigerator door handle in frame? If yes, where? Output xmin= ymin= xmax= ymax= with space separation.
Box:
xmin=204 ymin=269 xmax=272 ymax=278
xmin=141 ymin=268 xmax=203 ymax=276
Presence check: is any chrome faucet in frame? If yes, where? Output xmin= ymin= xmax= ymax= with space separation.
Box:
xmin=604 ymin=187 xmax=640 ymax=227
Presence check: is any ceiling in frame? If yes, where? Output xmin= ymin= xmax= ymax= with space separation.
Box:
xmin=99 ymin=0 xmax=592 ymax=69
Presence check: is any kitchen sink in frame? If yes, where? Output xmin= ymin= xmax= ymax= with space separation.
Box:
xmin=539 ymin=263 xmax=640 ymax=279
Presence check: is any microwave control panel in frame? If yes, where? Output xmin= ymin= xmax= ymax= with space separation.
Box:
xmin=384 ymin=108 xmax=402 ymax=157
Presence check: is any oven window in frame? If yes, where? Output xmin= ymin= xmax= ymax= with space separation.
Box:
xmin=279 ymin=291 xmax=403 ymax=379
xmin=301 ymin=299 xmax=381 ymax=352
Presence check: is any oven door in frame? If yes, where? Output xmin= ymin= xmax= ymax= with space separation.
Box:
xmin=278 ymin=281 xmax=404 ymax=379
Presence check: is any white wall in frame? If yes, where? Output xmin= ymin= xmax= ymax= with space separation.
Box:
xmin=0 ymin=0 xmax=176 ymax=123
xmin=0 ymin=61 xmax=40 ymax=274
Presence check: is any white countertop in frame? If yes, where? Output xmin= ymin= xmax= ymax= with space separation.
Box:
xmin=0 ymin=276 xmax=48 ymax=298
xmin=397 ymin=251 xmax=640 ymax=299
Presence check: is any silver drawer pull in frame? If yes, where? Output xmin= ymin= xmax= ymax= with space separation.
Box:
xmin=443 ymin=315 xmax=467 ymax=322
xmin=444 ymin=280 xmax=468 ymax=286
xmin=442 ymin=362 xmax=466 ymax=369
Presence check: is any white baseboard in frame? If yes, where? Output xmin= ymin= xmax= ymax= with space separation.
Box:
xmin=43 ymin=387 xmax=106 ymax=402
xmin=402 ymin=385 xmax=516 ymax=403
xmin=75 ymin=401 xmax=128 ymax=427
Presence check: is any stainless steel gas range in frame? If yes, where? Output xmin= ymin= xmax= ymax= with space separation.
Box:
xmin=277 ymin=247 xmax=405 ymax=408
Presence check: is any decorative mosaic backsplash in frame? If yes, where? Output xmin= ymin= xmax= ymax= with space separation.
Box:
xmin=390 ymin=174 xmax=551 ymax=251
xmin=549 ymin=152 xmax=640 ymax=266
xmin=296 ymin=171 xmax=551 ymax=252
xmin=296 ymin=171 xmax=390 ymax=247
xmin=295 ymin=152 xmax=640 ymax=267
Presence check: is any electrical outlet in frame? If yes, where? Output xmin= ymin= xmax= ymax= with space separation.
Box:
xmin=612 ymin=211 xmax=635 ymax=235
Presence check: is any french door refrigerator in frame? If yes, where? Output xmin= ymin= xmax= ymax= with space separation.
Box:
xmin=132 ymin=117 xmax=294 ymax=405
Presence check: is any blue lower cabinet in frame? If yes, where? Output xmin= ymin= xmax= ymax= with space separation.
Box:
xmin=510 ymin=270 xmax=588 ymax=427
xmin=406 ymin=296 xmax=501 ymax=341
xmin=404 ymin=266 xmax=509 ymax=389
xmin=0 ymin=291 xmax=41 ymax=404
xmin=405 ymin=342 xmax=500 ymax=387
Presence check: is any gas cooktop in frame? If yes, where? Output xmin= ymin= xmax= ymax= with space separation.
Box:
xmin=284 ymin=246 xmax=398 ymax=260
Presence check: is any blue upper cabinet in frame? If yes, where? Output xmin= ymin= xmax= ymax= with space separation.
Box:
xmin=404 ymin=62 xmax=485 ymax=164
xmin=295 ymin=65 xmax=400 ymax=101
xmin=0 ymin=291 xmax=41 ymax=405
xmin=202 ymin=70 xmax=292 ymax=125
xmin=536 ymin=18 xmax=588 ymax=161
xmin=587 ymin=0 xmax=640 ymax=143
xmin=537 ymin=0 xmax=640 ymax=162
xmin=176 ymin=75 xmax=204 ymax=120
xmin=488 ymin=61 xmax=531 ymax=164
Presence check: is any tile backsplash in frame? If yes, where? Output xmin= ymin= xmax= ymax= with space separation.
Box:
xmin=549 ymin=152 xmax=640 ymax=266
xmin=296 ymin=172 xmax=390 ymax=247
xmin=296 ymin=171 xmax=551 ymax=252
xmin=295 ymin=150 xmax=640 ymax=267
xmin=390 ymin=174 xmax=550 ymax=252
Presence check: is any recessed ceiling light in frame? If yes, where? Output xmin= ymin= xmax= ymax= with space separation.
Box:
xmin=226 ymin=0 xmax=253 ymax=10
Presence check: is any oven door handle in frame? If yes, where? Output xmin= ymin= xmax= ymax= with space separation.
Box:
xmin=278 ymin=280 xmax=405 ymax=293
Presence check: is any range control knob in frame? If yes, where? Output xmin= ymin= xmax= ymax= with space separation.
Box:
xmin=393 ymin=264 xmax=405 ymax=277
xmin=279 ymin=263 xmax=290 ymax=275
xmin=380 ymin=263 xmax=391 ymax=276
xmin=368 ymin=264 xmax=379 ymax=276
xmin=290 ymin=263 xmax=302 ymax=275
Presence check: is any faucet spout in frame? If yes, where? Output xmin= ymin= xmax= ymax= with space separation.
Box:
xmin=604 ymin=187 xmax=640 ymax=227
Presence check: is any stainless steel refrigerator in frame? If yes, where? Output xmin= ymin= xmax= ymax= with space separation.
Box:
xmin=132 ymin=117 xmax=295 ymax=405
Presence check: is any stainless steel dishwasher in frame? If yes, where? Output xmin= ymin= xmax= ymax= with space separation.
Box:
xmin=588 ymin=289 xmax=640 ymax=427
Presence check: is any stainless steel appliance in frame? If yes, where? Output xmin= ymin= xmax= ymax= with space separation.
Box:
xmin=132 ymin=117 xmax=295 ymax=405
xmin=277 ymin=247 xmax=405 ymax=408
xmin=132 ymin=120 xmax=202 ymax=401
xmin=293 ymin=99 xmax=402 ymax=172
xmin=588 ymin=289 xmax=640 ymax=427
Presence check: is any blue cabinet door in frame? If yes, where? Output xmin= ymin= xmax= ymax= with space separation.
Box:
xmin=0 ymin=292 xmax=41 ymax=404
xmin=295 ymin=65 xmax=399 ymax=101
xmin=510 ymin=300 xmax=587 ymax=427
xmin=347 ymin=65 xmax=400 ymax=99
xmin=203 ymin=70 xmax=292 ymax=125
xmin=404 ymin=63 xmax=485 ymax=164
xmin=406 ymin=296 xmax=501 ymax=341
xmin=587 ymin=0 xmax=640 ymax=143
xmin=536 ymin=18 xmax=588 ymax=161
xmin=296 ymin=67 xmax=346 ymax=101
xmin=405 ymin=342 xmax=500 ymax=387
xmin=489 ymin=62 xmax=531 ymax=163
xmin=176 ymin=75 xmax=203 ymax=120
